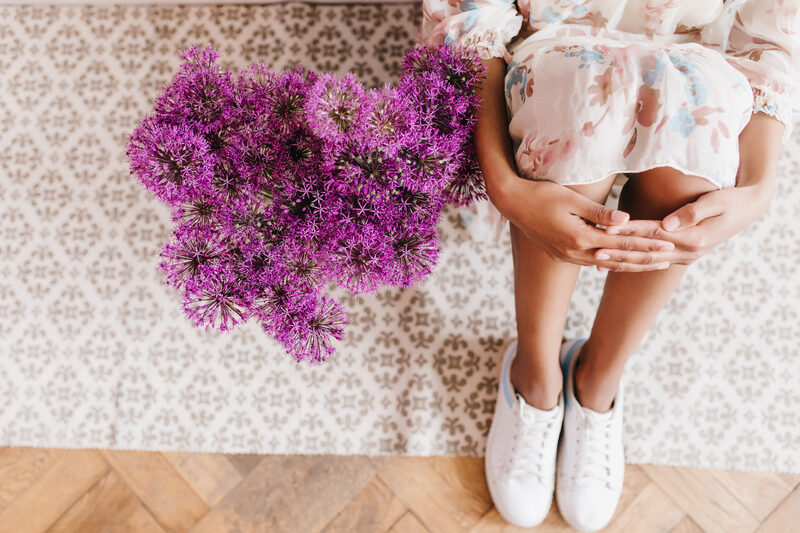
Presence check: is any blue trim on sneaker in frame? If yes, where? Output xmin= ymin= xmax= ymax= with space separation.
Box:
xmin=502 ymin=342 xmax=517 ymax=409
xmin=562 ymin=338 xmax=587 ymax=411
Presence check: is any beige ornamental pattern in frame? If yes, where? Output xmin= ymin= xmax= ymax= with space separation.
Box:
xmin=0 ymin=4 xmax=798 ymax=473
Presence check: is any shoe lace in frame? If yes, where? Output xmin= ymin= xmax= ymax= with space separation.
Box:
xmin=505 ymin=400 xmax=561 ymax=484
xmin=575 ymin=410 xmax=615 ymax=490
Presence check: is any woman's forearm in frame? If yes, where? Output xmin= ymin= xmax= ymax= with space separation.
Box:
xmin=736 ymin=112 xmax=785 ymax=203
xmin=473 ymin=57 xmax=520 ymax=211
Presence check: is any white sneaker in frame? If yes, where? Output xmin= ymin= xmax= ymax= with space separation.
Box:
xmin=485 ymin=338 xmax=565 ymax=528
xmin=555 ymin=338 xmax=625 ymax=532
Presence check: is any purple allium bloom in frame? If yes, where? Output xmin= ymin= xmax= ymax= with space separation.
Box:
xmin=154 ymin=46 xmax=240 ymax=136
xmin=128 ymin=42 xmax=486 ymax=364
xmin=306 ymin=73 xmax=369 ymax=142
xmin=127 ymin=116 xmax=217 ymax=206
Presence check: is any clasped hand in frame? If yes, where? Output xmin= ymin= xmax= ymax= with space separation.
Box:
xmin=594 ymin=183 xmax=771 ymax=271
xmin=497 ymin=177 xmax=772 ymax=273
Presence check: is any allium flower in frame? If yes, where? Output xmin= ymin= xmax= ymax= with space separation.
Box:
xmin=306 ymin=73 xmax=369 ymax=141
xmin=127 ymin=117 xmax=217 ymax=206
xmin=128 ymin=42 xmax=486 ymax=364
xmin=154 ymin=46 xmax=239 ymax=135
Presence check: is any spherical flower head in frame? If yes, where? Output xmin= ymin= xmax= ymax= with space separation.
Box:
xmin=400 ymin=43 xmax=486 ymax=99
xmin=394 ymin=134 xmax=457 ymax=197
xmin=263 ymin=65 xmax=316 ymax=137
xmin=321 ymin=221 xmax=394 ymax=294
xmin=363 ymin=84 xmax=417 ymax=144
xmin=254 ymin=274 xmax=346 ymax=364
xmin=181 ymin=259 xmax=249 ymax=333
xmin=154 ymin=44 xmax=240 ymax=135
xmin=170 ymin=187 xmax=229 ymax=230
xmin=127 ymin=115 xmax=216 ymax=207
xmin=305 ymin=73 xmax=369 ymax=142
xmin=236 ymin=62 xmax=280 ymax=118
xmin=159 ymin=221 xmax=227 ymax=288
xmin=292 ymin=292 xmax=347 ymax=365
xmin=441 ymin=134 xmax=488 ymax=206
xmin=384 ymin=223 xmax=440 ymax=288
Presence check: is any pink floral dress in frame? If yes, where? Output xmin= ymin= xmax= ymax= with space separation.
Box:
xmin=417 ymin=0 xmax=800 ymax=244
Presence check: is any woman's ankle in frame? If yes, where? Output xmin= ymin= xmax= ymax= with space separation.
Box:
xmin=572 ymin=344 xmax=619 ymax=413
xmin=509 ymin=352 xmax=563 ymax=410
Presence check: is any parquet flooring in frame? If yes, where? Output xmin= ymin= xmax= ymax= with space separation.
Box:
xmin=0 ymin=448 xmax=798 ymax=532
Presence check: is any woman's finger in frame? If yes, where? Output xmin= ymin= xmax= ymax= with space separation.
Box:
xmin=660 ymin=193 xmax=725 ymax=231
xmin=588 ymin=256 xmax=672 ymax=273
xmin=593 ymin=248 xmax=676 ymax=267
xmin=604 ymin=221 xmax=712 ymax=253
xmin=604 ymin=219 xmax=666 ymax=237
xmin=595 ymin=261 xmax=671 ymax=273
xmin=570 ymin=190 xmax=631 ymax=227
xmin=588 ymin=226 xmax=677 ymax=252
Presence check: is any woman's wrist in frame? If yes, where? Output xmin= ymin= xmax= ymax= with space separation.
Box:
xmin=740 ymin=182 xmax=774 ymax=216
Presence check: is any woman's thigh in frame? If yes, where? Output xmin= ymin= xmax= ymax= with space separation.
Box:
xmin=562 ymin=172 xmax=621 ymax=206
xmin=621 ymin=166 xmax=720 ymax=220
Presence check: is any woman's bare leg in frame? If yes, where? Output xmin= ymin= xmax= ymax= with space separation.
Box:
xmin=509 ymin=173 xmax=620 ymax=410
xmin=572 ymin=167 xmax=720 ymax=412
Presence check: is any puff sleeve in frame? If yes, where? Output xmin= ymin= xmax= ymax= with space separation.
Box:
xmin=417 ymin=0 xmax=524 ymax=63
xmin=717 ymin=0 xmax=800 ymax=141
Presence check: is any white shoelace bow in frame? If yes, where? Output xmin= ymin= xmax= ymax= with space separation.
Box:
xmin=505 ymin=397 xmax=561 ymax=484
xmin=575 ymin=409 xmax=615 ymax=489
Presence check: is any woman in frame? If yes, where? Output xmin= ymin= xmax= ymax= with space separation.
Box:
xmin=417 ymin=0 xmax=798 ymax=530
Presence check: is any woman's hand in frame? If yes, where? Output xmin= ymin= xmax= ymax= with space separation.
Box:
xmin=592 ymin=112 xmax=784 ymax=269
xmin=592 ymin=183 xmax=772 ymax=267
xmin=494 ymin=175 xmax=678 ymax=272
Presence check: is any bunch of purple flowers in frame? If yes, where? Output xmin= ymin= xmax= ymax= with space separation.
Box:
xmin=127 ymin=43 xmax=487 ymax=364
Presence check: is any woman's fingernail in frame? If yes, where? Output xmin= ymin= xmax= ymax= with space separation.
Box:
xmin=663 ymin=216 xmax=679 ymax=231
xmin=596 ymin=252 xmax=610 ymax=260
xmin=657 ymin=262 xmax=670 ymax=269
xmin=607 ymin=227 xmax=620 ymax=234
xmin=611 ymin=210 xmax=628 ymax=222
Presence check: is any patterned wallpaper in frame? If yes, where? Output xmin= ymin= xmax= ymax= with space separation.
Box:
xmin=0 ymin=4 xmax=798 ymax=473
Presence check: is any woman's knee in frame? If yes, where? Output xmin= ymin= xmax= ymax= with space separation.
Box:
xmin=621 ymin=166 xmax=719 ymax=219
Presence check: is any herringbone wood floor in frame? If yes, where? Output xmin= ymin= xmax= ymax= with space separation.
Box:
xmin=0 ymin=448 xmax=797 ymax=533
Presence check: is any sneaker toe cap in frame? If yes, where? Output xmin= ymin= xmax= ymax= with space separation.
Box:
xmin=557 ymin=487 xmax=619 ymax=531
xmin=491 ymin=478 xmax=553 ymax=528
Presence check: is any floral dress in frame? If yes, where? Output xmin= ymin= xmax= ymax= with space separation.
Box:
xmin=417 ymin=0 xmax=800 ymax=244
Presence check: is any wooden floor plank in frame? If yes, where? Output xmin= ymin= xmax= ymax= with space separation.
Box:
xmin=161 ymin=452 xmax=243 ymax=507
xmin=671 ymin=515 xmax=704 ymax=533
xmin=46 ymin=470 xmax=141 ymax=533
xmin=116 ymin=506 xmax=168 ymax=533
xmin=640 ymin=464 xmax=760 ymax=533
xmin=320 ymin=474 xmax=407 ymax=533
xmin=755 ymin=484 xmax=800 ymax=533
xmin=388 ymin=512 xmax=431 ymax=533
xmin=604 ymin=482 xmax=686 ymax=533
xmin=0 ymin=449 xmax=108 ymax=533
xmin=778 ymin=473 xmax=800 ymax=489
xmin=0 ymin=447 xmax=58 ymax=512
xmin=224 ymin=454 xmax=264 ymax=477
xmin=707 ymin=469 xmax=795 ymax=522
xmin=101 ymin=450 xmax=209 ymax=533
xmin=190 ymin=455 xmax=375 ymax=533
xmin=370 ymin=456 xmax=491 ymax=533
